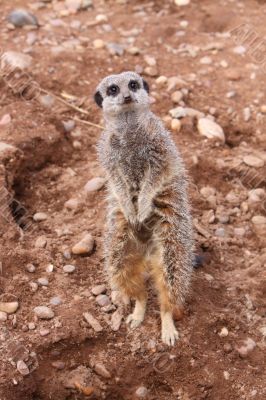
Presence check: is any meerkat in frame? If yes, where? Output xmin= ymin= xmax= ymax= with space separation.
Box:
xmin=94 ymin=71 xmax=194 ymax=346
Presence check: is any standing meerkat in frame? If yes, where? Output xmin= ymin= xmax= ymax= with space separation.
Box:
xmin=94 ymin=71 xmax=194 ymax=346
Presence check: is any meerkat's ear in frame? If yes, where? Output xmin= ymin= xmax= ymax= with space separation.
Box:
xmin=94 ymin=91 xmax=103 ymax=108
xmin=142 ymin=79 xmax=149 ymax=93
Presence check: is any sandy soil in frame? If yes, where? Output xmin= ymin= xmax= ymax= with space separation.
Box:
xmin=0 ymin=1 xmax=265 ymax=399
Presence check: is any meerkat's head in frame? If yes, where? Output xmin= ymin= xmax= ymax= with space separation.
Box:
xmin=94 ymin=71 xmax=150 ymax=117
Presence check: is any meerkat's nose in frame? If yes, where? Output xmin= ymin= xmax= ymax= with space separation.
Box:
xmin=124 ymin=95 xmax=132 ymax=104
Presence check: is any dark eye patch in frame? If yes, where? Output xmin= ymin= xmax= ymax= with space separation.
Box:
xmin=107 ymin=84 xmax=120 ymax=96
xmin=128 ymin=80 xmax=140 ymax=92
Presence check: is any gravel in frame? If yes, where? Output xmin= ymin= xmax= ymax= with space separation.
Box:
xmin=34 ymin=306 xmax=54 ymax=319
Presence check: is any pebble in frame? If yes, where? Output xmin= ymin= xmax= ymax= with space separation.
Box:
xmin=200 ymin=186 xmax=216 ymax=198
xmin=200 ymin=56 xmax=212 ymax=65
xmin=34 ymin=306 xmax=54 ymax=320
xmin=135 ymin=386 xmax=148 ymax=398
xmin=94 ymin=363 xmax=111 ymax=378
xmin=91 ymin=284 xmax=106 ymax=296
xmin=197 ymin=118 xmax=225 ymax=143
xmin=63 ymin=120 xmax=75 ymax=133
xmin=39 ymin=95 xmax=54 ymax=108
xmin=46 ymin=264 xmax=54 ymax=273
xmin=223 ymin=371 xmax=230 ymax=380
xmin=171 ymin=91 xmax=183 ymax=104
xmin=144 ymin=55 xmax=156 ymax=66
xmin=72 ymin=233 xmax=94 ymax=255
xmin=215 ymin=227 xmax=226 ymax=237
xmin=84 ymin=177 xmax=105 ymax=192
xmin=248 ymin=188 xmax=265 ymax=204
xmin=170 ymin=119 xmax=181 ymax=132
xmin=234 ymin=227 xmax=246 ymax=237
xmin=52 ymin=361 xmax=65 ymax=370
xmin=35 ymin=236 xmax=47 ymax=249
xmin=260 ymin=105 xmax=266 ymax=114
xmin=175 ymin=0 xmax=190 ymax=5
xmin=17 ymin=360 xmax=30 ymax=376
xmin=63 ymin=264 xmax=76 ymax=273
xmin=0 ymin=311 xmax=7 ymax=321
xmin=39 ymin=328 xmax=50 ymax=336
xmin=126 ymin=46 xmax=140 ymax=55
xmin=1 ymin=51 xmax=32 ymax=70
xmin=83 ymin=312 xmax=103 ymax=332
xmin=252 ymin=215 xmax=266 ymax=225
xmin=110 ymin=309 xmax=123 ymax=331
xmin=64 ymin=198 xmax=79 ymax=210
xmin=236 ymin=338 xmax=256 ymax=358
xmin=219 ymin=327 xmax=229 ymax=337
xmin=0 ymin=301 xmax=19 ymax=314
xmin=0 ymin=114 xmax=11 ymax=126
xmin=33 ymin=212 xmax=48 ymax=222
xmin=107 ymin=42 xmax=124 ymax=56
xmin=28 ymin=322 xmax=36 ymax=330
xmin=243 ymin=107 xmax=251 ymax=122
xmin=223 ymin=343 xmax=232 ymax=353
xmin=37 ymin=277 xmax=49 ymax=286
xmin=50 ymin=297 xmax=62 ymax=306
xmin=144 ymin=66 xmax=158 ymax=77
xmin=169 ymin=107 xmax=186 ymax=119
xmin=29 ymin=282 xmax=38 ymax=292
xmin=156 ymin=76 xmax=168 ymax=87
xmin=7 ymin=9 xmax=39 ymax=27
xmin=96 ymin=294 xmax=111 ymax=307
xmin=243 ymin=155 xmax=264 ymax=168
xmin=225 ymin=69 xmax=241 ymax=81
xmin=93 ymin=39 xmax=105 ymax=49
xmin=26 ymin=263 xmax=35 ymax=273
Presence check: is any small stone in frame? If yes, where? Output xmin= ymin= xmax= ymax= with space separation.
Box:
xmin=110 ymin=309 xmax=123 ymax=331
xmin=64 ymin=198 xmax=79 ymax=210
xmin=169 ymin=107 xmax=186 ymax=119
xmin=52 ymin=361 xmax=65 ymax=370
xmin=37 ymin=277 xmax=49 ymax=286
xmin=243 ymin=155 xmax=264 ymax=168
xmin=0 ymin=114 xmax=11 ymax=126
xmin=0 ymin=301 xmax=19 ymax=314
xmin=215 ymin=228 xmax=226 ymax=237
xmin=225 ymin=69 xmax=241 ymax=81
xmin=34 ymin=306 xmax=54 ymax=320
xmin=170 ymin=119 xmax=181 ymax=132
xmin=144 ymin=55 xmax=156 ymax=66
xmin=0 ymin=311 xmax=7 ymax=321
xmin=95 ymin=14 xmax=108 ymax=23
xmin=219 ymin=327 xmax=229 ymax=337
xmin=1 ymin=51 xmax=32 ymax=70
xmin=243 ymin=107 xmax=251 ymax=122
xmin=107 ymin=42 xmax=124 ymax=56
xmin=96 ymin=294 xmax=111 ymax=307
xmin=223 ymin=343 xmax=232 ymax=353
xmin=63 ymin=120 xmax=75 ymax=133
xmin=91 ymin=285 xmax=106 ymax=296
xmin=197 ymin=118 xmax=225 ymax=143
xmin=63 ymin=264 xmax=76 ymax=273
xmin=83 ymin=312 xmax=103 ymax=332
xmin=39 ymin=328 xmax=50 ymax=336
xmin=7 ymin=9 xmax=39 ymax=27
xmin=156 ymin=76 xmax=168 ymax=87
xmin=126 ymin=46 xmax=140 ymax=55
xmin=175 ymin=0 xmax=190 ymax=5
xmin=233 ymin=45 xmax=246 ymax=55
xmin=94 ymin=363 xmax=111 ymax=378
xmin=252 ymin=215 xmax=266 ymax=225
xmin=144 ymin=66 xmax=158 ymax=77
xmin=26 ymin=263 xmax=35 ymax=273
xmin=17 ymin=360 xmax=30 ymax=376
xmin=72 ymin=233 xmax=94 ymax=255
xmin=135 ymin=386 xmax=148 ymax=398
xmin=46 ymin=264 xmax=54 ymax=273
xmin=33 ymin=212 xmax=48 ymax=222
xmin=28 ymin=322 xmax=36 ymax=330
xmin=93 ymin=39 xmax=105 ymax=49
xmin=50 ymin=297 xmax=62 ymax=306
xmin=248 ymin=188 xmax=265 ymax=204
xmin=260 ymin=105 xmax=266 ymax=114
xmin=200 ymin=56 xmax=212 ymax=65
xmin=223 ymin=371 xmax=230 ymax=380
xmin=84 ymin=177 xmax=105 ymax=192
xmin=200 ymin=186 xmax=216 ymax=198
xmin=171 ymin=91 xmax=183 ymax=104
xmin=39 ymin=95 xmax=54 ymax=108
xmin=234 ymin=227 xmax=246 ymax=237
xmin=236 ymin=338 xmax=256 ymax=358
xmin=29 ymin=282 xmax=38 ymax=292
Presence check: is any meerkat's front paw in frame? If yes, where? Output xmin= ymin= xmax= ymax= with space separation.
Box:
xmin=161 ymin=312 xmax=179 ymax=346
xmin=126 ymin=313 xmax=144 ymax=329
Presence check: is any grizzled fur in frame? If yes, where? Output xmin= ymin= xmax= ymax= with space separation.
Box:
xmin=95 ymin=71 xmax=194 ymax=345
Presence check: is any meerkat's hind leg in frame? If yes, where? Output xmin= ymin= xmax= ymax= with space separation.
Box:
xmin=161 ymin=310 xmax=179 ymax=346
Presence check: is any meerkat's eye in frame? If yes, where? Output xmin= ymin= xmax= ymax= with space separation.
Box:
xmin=107 ymin=84 xmax=120 ymax=96
xmin=128 ymin=80 xmax=140 ymax=92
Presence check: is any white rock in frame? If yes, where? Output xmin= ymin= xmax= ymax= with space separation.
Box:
xmin=136 ymin=386 xmax=148 ymax=398
xmin=1 ymin=51 xmax=32 ymax=70
xmin=83 ymin=312 xmax=103 ymax=332
xmin=236 ymin=338 xmax=256 ymax=358
xmin=243 ymin=155 xmax=264 ymax=168
xmin=175 ymin=0 xmax=190 ymax=6
xmin=200 ymin=56 xmax=212 ymax=65
xmin=93 ymin=39 xmax=105 ymax=49
xmin=0 ymin=114 xmax=11 ymax=126
xmin=96 ymin=294 xmax=111 ymax=307
xmin=0 ymin=301 xmax=19 ymax=314
xmin=84 ymin=177 xmax=105 ymax=192
xmin=72 ymin=233 xmax=94 ymax=255
xmin=17 ymin=360 xmax=30 ymax=376
xmin=155 ymin=76 xmax=168 ymax=87
xmin=26 ymin=263 xmax=35 ymax=273
xmin=50 ymin=297 xmax=62 ymax=306
xmin=197 ymin=118 xmax=225 ymax=143
xmin=0 ymin=311 xmax=7 ymax=321
xmin=33 ymin=212 xmax=48 ymax=222
xmin=64 ymin=198 xmax=79 ymax=210
xmin=38 ymin=277 xmax=49 ymax=286
xmin=252 ymin=215 xmax=266 ymax=225
xmin=110 ymin=309 xmax=123 ymax=331
xmin=63 ymin=264 xmax=76 ymax=273
xmin=248 ymin=188 xmax=265 ymax=204
xmin=200 ymin=186 xmax=216 ymax=198
xmin=91 ymin=284 xmax=106 ymax=296
xmin=170 ymin=119 xmax=181 ymax=132
xmin=171 ymin=91 xmax=183 ymax=103
xmin=144 ymin=55 xmax=156 ymax=66
xmin=219 ymin=327 xmax=229 ymax=337
xmin=34 ymin=306 xmax=54 ymax=319
xmin=94 ymin=363 xmax=111 ymax=378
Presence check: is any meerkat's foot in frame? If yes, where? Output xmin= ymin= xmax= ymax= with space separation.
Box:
xmin=126 ymin=299 xmax=146 ymax=329
xmin=161 ymin=312 xmax=179 ymax=346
